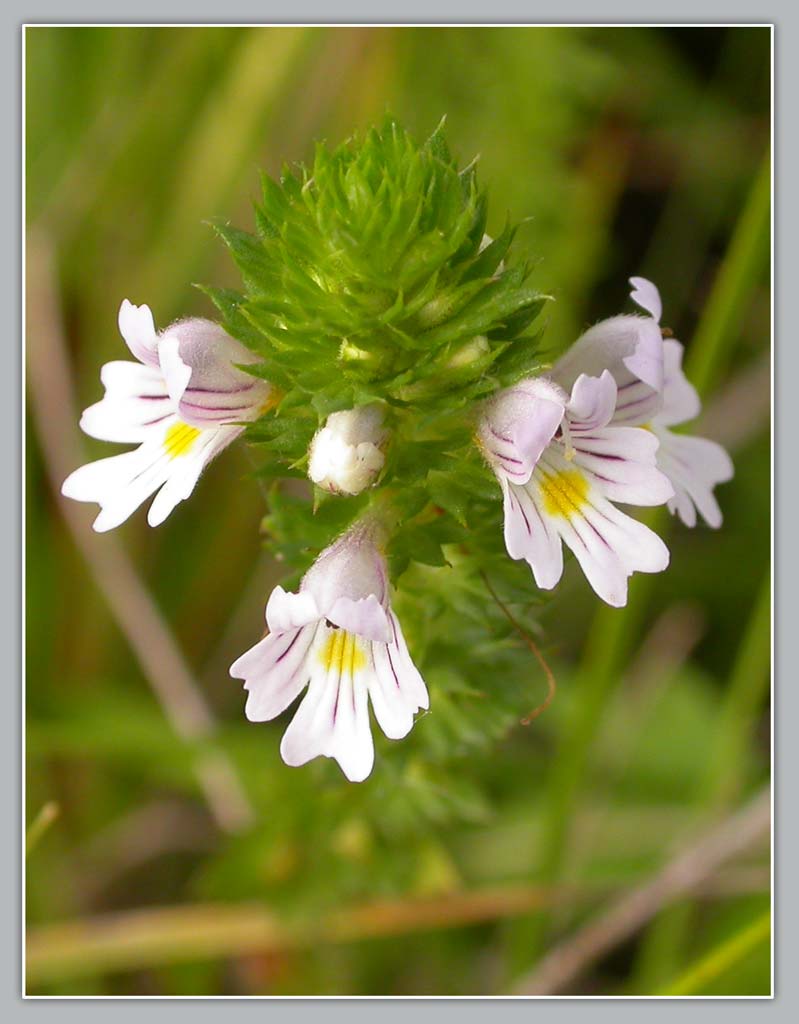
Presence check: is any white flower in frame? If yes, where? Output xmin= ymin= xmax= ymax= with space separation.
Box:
xmin=553 ymin=277 xmax=733 ymax=527
xmin=307 ymin=405 xmax=386 ymax=495
xmin=61 ymin=300 xmax=273 ymax=531
xmin=480 ymin=371 xmax=674 ymax=607
xmin=230 ymin=525 xmax=428 ymax=782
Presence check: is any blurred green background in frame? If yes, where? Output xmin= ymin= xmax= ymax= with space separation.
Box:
xmin=25 ymin=26 xmax=771 ymax=996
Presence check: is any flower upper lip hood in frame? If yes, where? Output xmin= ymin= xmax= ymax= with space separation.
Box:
xmin=61 ymin=299 xmax=272 ymax=531
xmin=158 ymin=316 xmax=269 ymax=428
xmin=116 ymin=299 xmax=272 ymax=429
xmin=269 ymin=523 xmax=393 ymax=643
xmin=552 ymin=276 xmax=665 ymax=397
xmin=477 ymin=378 xmax=567 ymax=486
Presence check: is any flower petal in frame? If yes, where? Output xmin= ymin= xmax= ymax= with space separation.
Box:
xmin=502 ymin=478 xmax=564 ymax=590
xmin=572 ymin=427 xmax=675 ymax=506
xmin=567 ymin=371 xmax=618 ymax=431
xmin=232 ymin=625 xmax=318 ymax=722
xmin=279 ymin=627 xmax=375 ymax=782
xmin=62 ymin=434 xmax=177 ymax=532
xmin=479 ymin=378 xmax=565 ymax=484
xmin=327 ymin=594 xmax=392 ymax=643
xmin=507 ymin=396 xmax=566 ymax=478
xmin=158 ymin=334 xmax=193 ymax=408
xmin=145 ymin=425 xmax=241 ymax=527
xmin=61 ymin=419 xmax=239 ymax=531
xmin=118 ymin=299 xmax=160 ymax=367
xmin=265 ymin=587 xmax=320 ymax=634
xmin=657 ymin=340 xmax=702 ymax=428
xmin=79 ymin=361 xmax=173 ymax=443
xmin=301 ymin=528 xmax=389 ymax=615
xmin=655 ymin=427 xmax=734 ymax=528
xmin=562 ymin=497 xmax=670 ymax=607
xmin=369 ymin=612 xmax=429 ymax=740
xmin=629 ymin=276 xmax=662 ymax=322
xmin=554 ymin=314 xmax=664 ymax=396
xmin=521 ymin=454 xmax=670 ymax=607
xmin=610 ymin=376 xmax=663 ymax=426
xmin=159 ymin=318 xmax=270 ymax=428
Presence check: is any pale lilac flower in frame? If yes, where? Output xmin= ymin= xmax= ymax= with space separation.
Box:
xmin=554 ymin=278 xmax=733 ymax=527
xmin=307 ymin=405 xmax=386 ymax=495
xmin=62 ymin=300 xmax=273 ymax=531
xmin=480 ymin=371 xmax=673 ymax=607
xmin=230 ymin=525 xmax=428 ymax=782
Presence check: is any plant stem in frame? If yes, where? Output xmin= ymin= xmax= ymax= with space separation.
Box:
xmin=25 ymin=867 xmax=766 ymax=989
xmin=25 ymin=882 xmax=599 ymax=987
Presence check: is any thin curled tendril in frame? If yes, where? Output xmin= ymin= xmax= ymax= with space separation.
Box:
xmin=480 ymin=570 xmax=557 ymax=724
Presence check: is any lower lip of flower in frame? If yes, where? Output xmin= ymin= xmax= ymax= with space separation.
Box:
xmin=538 ymin=467 xmax=589 ymax=520
xmin=319 ymin=629 xmax=368 ymax=674
xmin=163 ymin=422 xmax=202 ymax=459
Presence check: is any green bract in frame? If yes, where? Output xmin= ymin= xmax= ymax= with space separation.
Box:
xmin=203 ymin=117 xmax=549 ymax=610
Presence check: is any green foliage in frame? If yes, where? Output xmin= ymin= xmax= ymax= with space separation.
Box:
xmin=211 ymin=119 xmax=545 ymax=468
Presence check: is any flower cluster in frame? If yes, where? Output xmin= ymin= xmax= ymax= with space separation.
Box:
xmin=63 ymin=277 xmax=731 ymax=781
xmin=62 ymin=124 xmax=732 ymax=782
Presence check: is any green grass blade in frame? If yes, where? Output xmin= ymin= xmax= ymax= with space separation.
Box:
xmin=685 ymin=151 xmax=771 ymax=397
xmin=658 ymin=910 xmax=770 ymax=995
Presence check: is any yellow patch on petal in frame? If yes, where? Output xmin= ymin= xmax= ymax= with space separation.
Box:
xmin=163 ymin=422 xmax=201 ymax=459
xmin=539 ymin=468 xmax=590 ymax=520
xmin=319 ymin=629 xmax=367 ymax=676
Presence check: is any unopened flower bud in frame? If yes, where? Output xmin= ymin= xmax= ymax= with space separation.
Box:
xmin=308 ymin=405 xmax=386 ymax=495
